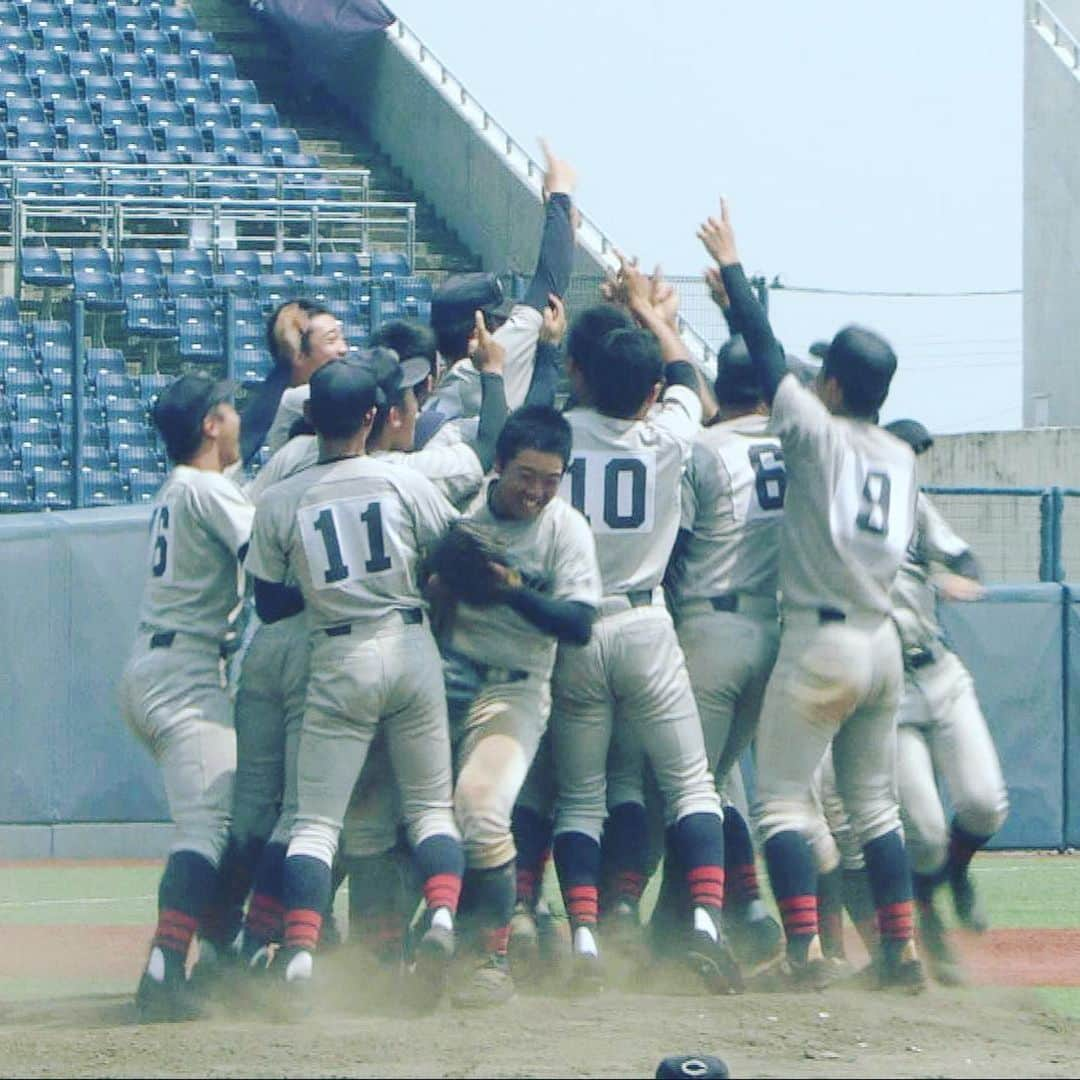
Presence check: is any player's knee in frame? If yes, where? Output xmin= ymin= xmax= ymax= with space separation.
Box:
xmin=404 ymin=808 xmax=460 ymax=850
xmin=287 ymin=819 xmax=339 ymax=867
xmin=464 ymin=832 xmax=515 ymax=870
xmin=754 ymin=797 xmax=814 ymax=845
xmin=848 ymin=800 xmax=903 ymax=849
xmin=955 ymin=789 xmax=1009 ymax=840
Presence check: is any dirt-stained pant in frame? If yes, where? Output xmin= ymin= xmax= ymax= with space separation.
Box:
xmin=287 ymin=618 xmax=459 ymax=869
xmin=806 ymin=745 xmax=864 ymax=874
xmin=231 ymin=613 xmax=310 ymax=849
xmin=444 ymin=651 xmax=552 ymax=870
xmin=551 ymin=596 xmax=722 ymax=842
xmin=120 ymin=633 xmax=236 ymax=866
xmin=896 ymin=649 xmax=1009 ymax=875
xmin=754 ymin=611 xmax=904 ymax=849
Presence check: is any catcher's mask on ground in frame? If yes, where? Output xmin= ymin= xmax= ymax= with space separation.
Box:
xmin=491 ymin=447 xmax=565 ymax=521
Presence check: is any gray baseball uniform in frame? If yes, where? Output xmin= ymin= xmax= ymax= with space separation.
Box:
xmin=754 ymin=374 xmax=916 ymax=849
xmin=551 ymin=384 xmax=722 ymax=842
xmin=119 ymin=466 xmax=254 ymax=866
xmin=893 ymin=494 xmax=1009 ymax=874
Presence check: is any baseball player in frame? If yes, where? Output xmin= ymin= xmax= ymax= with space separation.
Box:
xmin=418 ymin=141 xmax=576 ymax=446
xmin=119 ymin=373 xmax=254 ymax=1021
xmin=885 ymin=418 xmax=1009 ymax=983
xmin=245 ymin=358 xmax=466 ymax=1005
xmin=549 ymin=264 xmax=741 ymax=995
xmin=701 ymin=202 xmax=924 ymax=991
xmin=432 ymin=405 xmax=601 ymax=1008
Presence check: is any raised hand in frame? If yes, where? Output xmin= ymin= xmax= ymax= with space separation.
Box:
xmin=472 ymin=309 xmax=506 ymax=374
xmin=704 ymin=266 xmax=731 ymax=310
xmin=540 ymin=294 xmax=567 ymax=344
xmin=697 ymin=197 xmax=739 ymax=267
xmin=539 ymin=137 xmax=577 ymax=198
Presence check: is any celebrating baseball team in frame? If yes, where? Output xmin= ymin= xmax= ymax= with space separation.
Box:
xmin=117 ymin=143 xmax=1010 ymax=1023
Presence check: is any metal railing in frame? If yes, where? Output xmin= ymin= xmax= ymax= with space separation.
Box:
xmin=1030 ymin=0 xmax=1080 ymax=77
xmin=12 ymin=191 xmax=416 ymax=283
xmin=387 ymin=17 xmax=717 ymax=378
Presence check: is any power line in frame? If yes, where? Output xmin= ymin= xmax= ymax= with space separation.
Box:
xmin=769 ymin=281 xmax=1021 ymax=299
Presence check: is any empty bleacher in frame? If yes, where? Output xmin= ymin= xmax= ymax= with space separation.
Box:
xmin=0 ymin=0 xmax=480 ymax=511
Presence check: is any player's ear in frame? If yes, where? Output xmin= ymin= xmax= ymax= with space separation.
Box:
xmin=644 ymin=381 xmax=663 ymax=411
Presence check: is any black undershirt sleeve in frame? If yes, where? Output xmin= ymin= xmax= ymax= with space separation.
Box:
xmin=253 ymin=576 xmax=304 ymax=624
xmin=522 ymin=193 xmax=575 ymax=312
xmin=720 ymin=262 xmax=788 ymax=403
xmin=665 ymin=360 xmax=699 ymax=391
xmin=945 ymin=550 xmax=983 ymax=583
xmin=506 ymin=590 xmax=595 ymax=646
xmin=469 ymin=373 xmax=508 ymax=473
xmin=522 ymin=340 xmax=562 ymax=409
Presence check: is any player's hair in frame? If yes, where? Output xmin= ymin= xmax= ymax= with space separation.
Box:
xmin=434 ymin=317 xmax=478 ymax=364
xmin=496 ymin=405 xmax=573 ymax=469
xmin=370 ymin=319 xmax=437 ymax=375
xmin=582 ymin=327 xmax=664 ymax=419
xmin=265 ymin=298 xmax=325 ymax=369
xmin=822 ymin=324 xmax=897 ymax=419
xmin=298 ymin=306 xmax=338 ymax=357
xmin=567 ymin=302 xmax=636 ymax=378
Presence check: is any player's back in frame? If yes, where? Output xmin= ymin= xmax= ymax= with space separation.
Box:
xmin=560 ymin=402 xmax=691 ymax=597
xmin=772 ymin=376 xmax=916 ymax=617
xmin=667 ymin=413 xmax=784 ymax=607
xmin=252 ymin=454 xmax=457 ymax=631
xmin=137 ymin=465 xmax=253 ymax=642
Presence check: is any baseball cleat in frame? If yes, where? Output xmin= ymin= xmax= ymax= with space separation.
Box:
xmin=950 ymin=871 xmax=989 ymax=933
xmin=406 ymin=923 xmax=455 ymax=1013
xmin=507 ymin=902 xmax=540 ymax=981
xmin=567 ymin=948 xmax=605 ymax=995
xmin=135 ymin=971 xmax=203 ymax=1023
xmin=686 ymin=928 xmax=744 ymax=995
xmin=451 ymin=953 xmax=515 ymax=1009
xmin=602 ymin=900 xmax=647 ymax=962
xmin=918 ymin=904 xmax=965 ymax=986
xmin=876 ymin=949 xmax=928 ymax=994
xmin=724 ymin=910 xmax=784 ymax=970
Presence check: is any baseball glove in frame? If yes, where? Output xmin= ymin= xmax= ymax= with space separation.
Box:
xmin=428 ymin=520 xmax=516 ymax=606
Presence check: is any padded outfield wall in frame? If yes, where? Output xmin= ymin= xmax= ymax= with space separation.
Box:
xmin=0 ymin=509 xmax=1076 ymax=856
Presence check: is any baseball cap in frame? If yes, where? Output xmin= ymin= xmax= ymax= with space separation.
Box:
xmin=809 ymin=339 xmax=831 ymax=360
xmin=308 ymin=358 xmax=382 ymax=438
xmin=153 ymin=372 xmax=235 ymax=462
xmin=655 ymin=1055 xmax=729 ymax=1079
xmin=354 ymin=345 xmax=431 ymax=397
xmin=885 ymin=418 xmax=934 ymax=455
xmin=821 ymin=325 xmax=897 ymax=414
xmin=430 ymin=272 xmax=513 ymax=329
xmin=713 ymin=335 xmax=759 ymax=406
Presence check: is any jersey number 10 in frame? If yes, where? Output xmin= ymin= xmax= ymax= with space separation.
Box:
xmin=563 ymin=451 xmax=656 ymax=534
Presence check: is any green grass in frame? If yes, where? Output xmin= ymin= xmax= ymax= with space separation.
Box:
xmin=969 ymin=853 xmax=1080 ymax=929
xmin=1037 ymin=988 xmax=1080 ymax=1018
xmin=0 ymin=865 xmax=159 ymax=926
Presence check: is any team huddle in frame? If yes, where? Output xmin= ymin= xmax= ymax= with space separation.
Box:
xmin=117 ymin=146 xmax=1009 ymax=1023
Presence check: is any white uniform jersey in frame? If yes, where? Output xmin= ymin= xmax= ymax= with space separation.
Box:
xmin=247 ymin=433 xmax=483 ymax=511
xmin=425 ymin=305 xmax=543 ymax=419
xmin=447 ymin=484 xmax=602 ymax=678
xmin=559 ymin=383 xmax=702 ymax=597
xmin=892 ymin=493 xmax=971 ymax=651
xmin=246 ymin=455 xmax=458 ymax=631
xmin=667 ymin=412 xmax=784 ymax=607
xmin=137 ymin=465 xmax=254 ymax=642
xmin=266 ymin=384 xmax=310 ymax=454
xmin=772 ymin=374 xmax=916 ymax=616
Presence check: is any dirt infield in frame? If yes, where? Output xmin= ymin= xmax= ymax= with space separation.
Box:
xmin=0 ymin=929 xmax=1078 ymax=1078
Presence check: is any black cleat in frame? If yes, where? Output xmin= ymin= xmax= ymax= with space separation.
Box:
xmin=876 ymin=951 xmax=928 ymax=994
xmin=725 ymin=910 xmax=784 ymax=970
xmin=406 ymin=923 xmax=455 ymax=1013
xmin=918 ymin=904 xmax=965 ymax=986
xmin=950 ymin=871 xmax=989 ymax=933
xmin=451 ymin=953 xmax=515 ymax=1009
xmin=687 ymin=929 xmax=744 ymax=995
xmin=135 ymin=971 xmax=203 ymax=1023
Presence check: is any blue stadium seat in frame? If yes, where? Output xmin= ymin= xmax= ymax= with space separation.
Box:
xmin=138 ymin=371 xmax=170 ymax=403
xmin=126 ymin=74 xmax=163 ymax=105
xmin=1 ymin=326 xmax=34 ymax=353
xmin=112 ymin=5 xmax=154 ymax=32
xmin=85 ymin=346 xmax=124 ymax=374
xmin=78 ymin=443 xmax=111 ymax=470
xmin=231 ymin=325 xmax=263 ymax=352
xmin=69 ymin=4 xmax=110 ymax=32
xmin=53 ymin=149 xmax=91 ymax=169
xmin=175 ymin=295 xmax=216 ymax=325
xmin=108 ymin=171 xmax=154 ymax=199
xmin=14 ymin=393 xmax=57 ymax=422
xmin=64 ymin=121 xmax=106 ymax=154
xmin=108 ymin=51 xmax=152 ymax=81
xmin=0 ymin=296 xmax=19 ymax=320
xmin=43 ymin=364 xmax=72 ymax=395
xmin=371 ymin=252 xmax=411 ymax=279
xmin=0 ymin=27 xmax=32 ymax=57
xmin=33 ymin=468 xmax=74 ymax=509
xmin=347 ymin=278 xmax=372 ymax=306
xmin=61 ymin=173 xmax=100 ymax=199
xmin=258 ymin=126 xmax=300 ymax=156
xmin=158 ymin=7 xmax=199 ymax=34
xmin=220 ymin=249 xmax=262 ymax=278
xmin=81 ymin=75 xmax=124 ymax=104
xmin=72 ymin=265 xmax=123 ymax=312
xmin=124 ymin=295 xmax=175 ymax=337
xmin=207 ymin=126 xmax=246 ymax=156
xmin=23 ymin=50 xmax=66 ymax=78
xmin=68 ymin=52 xmax=110 ymax=80
xmin=143 ymin=149 xmax=182 ymax=166
xmin=176 ymin=28 xmax=214 ymax=55
xmin=272 ymin=250 xmax=311 ymax=279
xmin=164 ymin=271 xmax=208 ymax=298
xmin=212 ymin=268 xmax=255 ymax=294
xmin=10 ymin=418 xmax=55 ymax=447
xmin=72 ymin=248 xmax=111 ymax=276
xmin=51 ymin=97 xmax=94 ymax=125
xmin=111 ymin=121 xmax=154 ymax=153
xmin=132 ymin=28 xmax=174 ymax=55
xmin=144 ymin=97 xmax=183 ymax=131
xmin=216 ymin=77 xmax=257 ymax=107
xmin=195 ymin=52 xmax=235 ymax=81
xmin=305 ymin=177 xmax=343 ymax=202
xmin=192 ymin=100 xmax=231 ymax=130
xmin=302 ymin=274 xmax=345 ymax=304
xmin=99 ymin=97 xmax=139 ymax=130
xmin=163 ymin=123 xmax=204 ymax=155
xmin=116 ymin=442 xmax=156 ymax=473
xmin=5 ymin=369 xmax=46 ymax=396
xmin=119 ymin=269 xmax=162 ymax=301
xmin=21 ymin=443 xmax=63 ymax=471
xmin=106 ymin=416 xmax=151 ymax=446
xmin=127 ymin=467 xmax=163 ymax=502
xmin=0 ymin=3 xmax=19 ymax=27
xmin=121 ymin=247 xmax=162 ymax=277
xmin=256 ymin=273 xmax=297 ymax=308
xmin=104 ymin=397 xmax=146 ymax=423
xmin=0 ymin=72 xmax=32 ymax=100
xmin=172 ymin=76 xmax=211 ymax=106
xmin=83 ymin=467 xmax=126 ymax=506
xmin=239 ymin=102 xmax=277 ymax=131
xmin=205 ymin=176 xmax=246 ymax=200
xmin=85 ymin=27 xmax=125 ymax=57
xmin=0 ymin=444 xmax=13 ymax=471
xmin=26 ymin=2 xmax=64 ymax=30
xmin=97 ymin=147 xmax=137 ymax=164
xmin=95 ymin=370 xmax=136 ymax=397
xmin=0 ymin=468 xmax=32 ymax=510
xmin=235 ymin=348 xmax=273 ymax=382
xmin=42 ymin=27 xmax=81 ymax=57
xmin=319 ymin=251 xmax=361 ymax=281
xmin=20 ymin=246 xmax=70 ymax=288
xmin=38 ymin=72 xmax=78 ymax=102
xmin=170 ymin=248 xmax=212 ymax=279
xmin=5 ymin=146 xmax=45 ymax=162
xmin=179 ymin=320 xmax=222 ymax=361
xmin=31 ymin=319 xmax=72 ymax=351
xmin=7 ymin=98 xmax=47 ymax=127
xmin=151 ymin=51 xmax=193 ymax=82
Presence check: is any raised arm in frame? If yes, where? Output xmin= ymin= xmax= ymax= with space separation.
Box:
xmin=523 ymin=294 xmax=566 ymax=409
xmin=521 ymin=140 xmax=577 ymax=312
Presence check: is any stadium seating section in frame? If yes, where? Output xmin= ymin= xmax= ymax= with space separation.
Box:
xmin=0 ymin=0 xmax=432 ymax=511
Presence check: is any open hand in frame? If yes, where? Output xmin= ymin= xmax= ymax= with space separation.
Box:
xmin=540 ymin=137 xmax=577 ymax=198
xmin=472 ymin=309 xmax=506 ymax=374
xmin=540 ymin=294 xmax=567 ymax=344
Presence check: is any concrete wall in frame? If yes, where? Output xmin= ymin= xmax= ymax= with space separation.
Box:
xmin=1024 ymin=1 xmax=1080 ymax=426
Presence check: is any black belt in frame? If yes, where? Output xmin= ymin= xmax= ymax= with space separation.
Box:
xmin=818 ymin=608 xmax=846 ymax=624
xmin=906 ymin=645 xmax=938 ymax=670
xmin=626 ymin=590 xmax=654 ymax=608
xmin=324 ymin=608 xmax=423 ymax=637
xmin=150 ymin=630 xmax=230 ymax=659
xmin=470 ymin=659 xmax=529 ymax=684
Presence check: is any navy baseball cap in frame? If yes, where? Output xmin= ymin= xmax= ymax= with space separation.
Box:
xmin=431 ymin=272 xmax=512 ymax=329
xmin=821 ymin=325 xmax=897 ymax=413
xmin=713 ymin=335 xmax=759 ymax=406
xmin=355 ymin=345 xmax=431 ymax=397
xmin=308 ymin=358 xmax=382 ymax=438
xmin=885 ymin=418 xmax=934 ymax=455
xmin=656 ymin=1055 xmax=729 ymax=1079
xmin=153 ymin=372 xmax=235 ymax=462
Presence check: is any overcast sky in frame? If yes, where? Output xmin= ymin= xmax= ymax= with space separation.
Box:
xmin=389 ymin=0 xmax=1023 ymax=433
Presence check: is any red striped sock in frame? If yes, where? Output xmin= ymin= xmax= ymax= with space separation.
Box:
xmin=482 ymin=925 xmax=511 ymax=957
xmin=613 ymin=870 xmax=646 ymax=905
xmin=245 ymin=892 xmax=284 ymax=944
xmin=423 ymin=872 xmax=462 ymax=915
xmin=686 ymin=865 xmax=725 ymax=911
xmin=565 ymin=884 xmax=598 ymax=928
xmin=778 ymin=894 xmax=818 ymax=942
xmin=729 ymin=862 xmax=761 ymax=905
xmin=516 ymin=866 xmax=540 ymax=907
xmin=877 ymin=900 xmax=914 ymax=942
xmin=283 ymin=908 xmax=322 ymax=952
xmin=153 ymin=908 xmax=198 ymax=960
